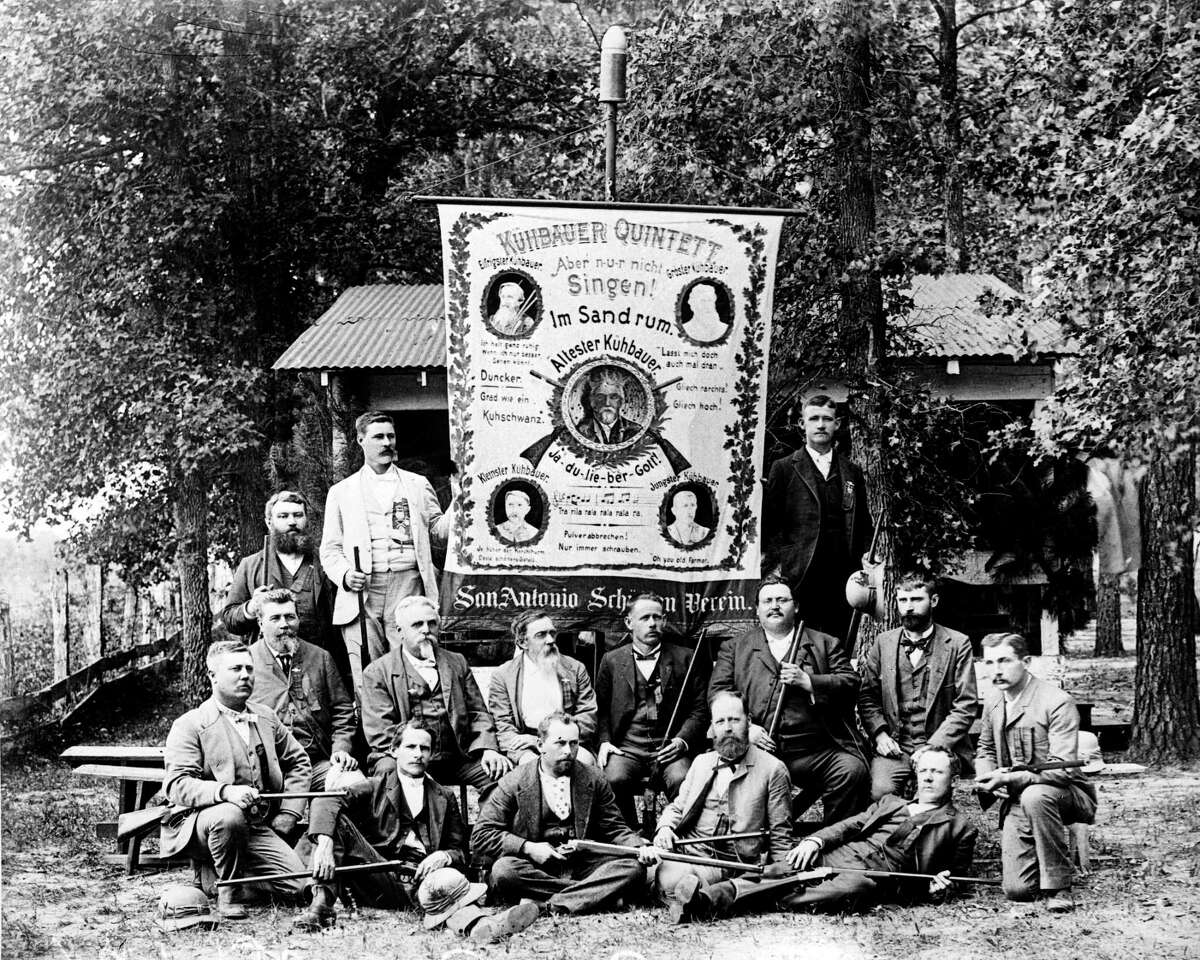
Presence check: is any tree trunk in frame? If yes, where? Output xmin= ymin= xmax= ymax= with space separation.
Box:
xmin=52 ymin=567 xmax=70 ymax=681
xmin=1094 ymin=571 xmax=1125 ymax=656
xmin=1130 ymin=450 xmax=1199 ymax=761
xmin=936 ymin=2 xmax=968 ymax=271
xmin=83 ymin=563 xmax=105 ymax=663
xmin=828 ymin=2 xmax=897 ymax=652
xmin=174 ymin=470 xmax=214 ymax=705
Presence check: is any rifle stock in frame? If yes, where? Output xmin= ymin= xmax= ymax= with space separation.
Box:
xmin=216 ymin=858 xmax=416 ymax=888
xmin=976 ymin=759 xmax=1088 ymax=811
xmin=117 ymin=805 xmax=167 ymax=842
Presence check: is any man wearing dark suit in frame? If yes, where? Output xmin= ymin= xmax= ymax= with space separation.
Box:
xmin=762 ymin=395 xmax=871 ymax=638
xmin=488 ymin=609 xmax=598 ymax=766
xmin=361 ymin=596 xmax=510 ymax=794
xmin=574 ymin=368 xmax=643 ymax=446
xmin=220 ymin=490 xmax=348 ymax=682
xmin=472 ymin=712 xmax=660 ymax=915
xmin=857 ymin=574 xmax=978 ymax=800
xmin=249 ymin=590 xmax=358 ymax=793
xmin=709 ymin=577 xmax=868 ymax=824
xmin=975 ymin=632 xmax=1097 ymax=912
xmin=694 ymin=745 xmax=976 ymax=915
xmin=594 ymin=594 xmax=709 ymax=828
xmin=160 ymin=640 xmax=312 ymax=920
xmin=652 ymin=691 xmax=793 ymax=922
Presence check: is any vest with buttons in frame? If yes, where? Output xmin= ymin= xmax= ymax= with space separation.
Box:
xmin=405 ymin=673 xmax=456 ymax=760
xmin=896 ymin=650 xmax=931 ymax=752
xmin=619 ymin=661 xmax=661 ymax=755
xmin=539 ymin=792 xmax=575 ymax=846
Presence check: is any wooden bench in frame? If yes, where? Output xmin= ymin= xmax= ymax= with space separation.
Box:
xmin=61 ymin=745 xmax=181 ymax=873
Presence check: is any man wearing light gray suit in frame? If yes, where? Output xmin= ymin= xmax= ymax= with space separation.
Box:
xmin=857 ymin=574 xmax=978 ymax=800
xmin=160 ymin=640 xmax=312 ymax=919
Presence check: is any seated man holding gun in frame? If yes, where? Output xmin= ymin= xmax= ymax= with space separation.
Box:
xmin=297 ymin=718 xmax=538 ymax=940
xmin=680 ymin=744 xmax=979 ymax=917
xmin=975 ymin=632 xmax=1097 ymax=912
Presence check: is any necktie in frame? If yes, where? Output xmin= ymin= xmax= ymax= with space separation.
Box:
xmin=633 ymin=649 xmax=659 ymax=661
xmin=678 ymin=758 xmax=735 ymax=830
xmin=279 ymin=655 xmax=292 ymax=677
xmin=998 ymin=699 xmax=1012 ymax=768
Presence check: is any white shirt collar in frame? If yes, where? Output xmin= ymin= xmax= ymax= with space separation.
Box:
xmin=216 ymin=701 xmax=256 ymax=722
xmin=806 ymin=445 xmax=834 ymax=466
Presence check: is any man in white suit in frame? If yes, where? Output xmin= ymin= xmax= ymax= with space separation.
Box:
xmin=321 ymin=411 xmax=452 ymax=696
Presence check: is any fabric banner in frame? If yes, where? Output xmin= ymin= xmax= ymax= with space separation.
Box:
xmin=435 ymin=199 xmax=785 ymax=633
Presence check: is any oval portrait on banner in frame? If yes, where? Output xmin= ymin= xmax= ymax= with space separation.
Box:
xmin=562 ymin=357 xmax=653 ymax=454
xmin=675 ymin=277 xmax=734 ymax=346
xmin=488 ymin=478 xmax=549 ymax=547
xmin=481 ymin=270 xmax=543 ymax=339
xmin=660 ymin=481 xmax=717 ymax=551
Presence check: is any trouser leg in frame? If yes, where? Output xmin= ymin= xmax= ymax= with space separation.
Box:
xmin=654 ymin=862 xmax=727 ymax=904
xmin=787 ymin=747 xmax=869 ymax=824
xmin=489 ymin=855 xmax=573 ymax=903
xmin=603 ymin=753 xmax=651 ymax=828
xmin=869 ymin=754 xmax=914 ymax=802
xmin=190 ymin=803 xmax=249 ymax=884
xmin=548 ymin=853 xmax=647 ymax=915
xmin=1003 ymin=785 xmax=1081 ymax=897
xmin=242 ymin=823 xmax=310 ymax=900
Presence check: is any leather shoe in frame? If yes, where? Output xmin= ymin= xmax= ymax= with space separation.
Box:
xmin=469 ymin=902 xmax=541 ymax=943
xmin=1044 ymin=890 xmax=1074 ymax=913
xmin=216 ymin=888 xmax=248 ymax=921
xmin=292 ymin=884 xmax=337 ymax=932
xmin=669 ymin=875 xmax=702 ymax=924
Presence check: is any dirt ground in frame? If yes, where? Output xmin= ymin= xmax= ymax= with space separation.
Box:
xmin=4 ymin=651 xmax=1200 ymax=960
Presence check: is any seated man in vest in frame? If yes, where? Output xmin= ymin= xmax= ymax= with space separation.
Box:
xmin=249 ymin=589 xmax=358 ymax=797
xmin=298 ymin=719 xmax=538 ymax=941
xmin=595 ymin=593 xmax=709 ymax=829
xmin=472 ymin=712 xmax=660 ymax=916
xmin=160 ymin=640 xmax=312 ymax=919
xmin=489 ymin=609 xmax=598 ymax=766
xmin=361 ymin=596 xmax=510 ymax=794
xmin=975 ymin=632 xmax=1097 ymax=912
xmin=709 ymin=576 xmax=868 ymax=825
xmin=692 ymin=744 xmax=976 ymax=916
xmin=857 ymin=573 xmax=978 ymax=800
xmin=652 ymin=691 xmax=793 ymax=923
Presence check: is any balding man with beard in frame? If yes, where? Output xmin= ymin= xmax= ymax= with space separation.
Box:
xmin=489 ymin=610 xmax=598 ymax=767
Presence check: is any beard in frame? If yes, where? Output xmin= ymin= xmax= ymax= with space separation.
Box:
xmin=271 ymin=633 xmax=299 ymax=656
xmin=901 ymin=611 xmax=932 ymax=633
xmin=272 ymin=529 xmax=312 ymax=555
xmin=529 ymin=646 xmax=560 ymax=674
xmin=714 ymin=730 xmax=750 ymax=762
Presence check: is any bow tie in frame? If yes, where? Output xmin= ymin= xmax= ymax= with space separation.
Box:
xmin=410 ymin=657 xmax=437 ymax=669
xmin=900 ymin=634 xmax=931 ymax=651
xmin=223 ymin=710 xmax=257 ymax=725
xmin=633 ymin=649 xmax=660 ymax=661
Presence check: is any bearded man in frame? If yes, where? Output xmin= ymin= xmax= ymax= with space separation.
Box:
xmin=488 ymin=610 xmax=598 ymax=766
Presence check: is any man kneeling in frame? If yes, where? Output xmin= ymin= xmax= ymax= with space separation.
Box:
xmin=472 ymin=712 xmax=660 ymax=916
xmin=695 ymin=745 xmax=976 ymax=916
xmin=299 ymin=720 xmax=537 ymax=942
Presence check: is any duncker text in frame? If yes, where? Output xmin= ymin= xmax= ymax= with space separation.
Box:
xmin=497 ymin=218 xmax=724 ymax=262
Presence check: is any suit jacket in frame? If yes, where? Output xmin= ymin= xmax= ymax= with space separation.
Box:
xmin=160 ymin=697 xmax=311 ymax=858
xmin=762 ymin=448 xmax=870 ymax=587
xmin=595 ymin=640 xmax=708 ymax=751
xmin=319 ymin=465 xmax=450 ymax=625
xmin=361 ymin=645 xmax=499 ymax=771
xmin=658 ymin=745 xmax=792 ymax=864
xmin=576 ymin=415 xmax=642 ymax=445
xmin=976 ymin=674 xmax=1097 ymax=823
xmin=308 ymin=769 xmax=466 ymax=868
xmin=488 ymin=653 xmax=599 ymax=759
xmin=471 ymin=759 xmax=644 ymax=859
xmin=812 ymin=793 xmax=976 ymax=882
xmin=857 ymin=623 xmax=978 ymax=773
xmin=709 ymin=624 xmax=862 ymax=754
xmin=248 ymin=638 xmax=356 ymax=763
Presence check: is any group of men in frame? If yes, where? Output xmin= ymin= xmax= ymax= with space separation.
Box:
xmin=160 ymin=403 xmax=1097 ymax=936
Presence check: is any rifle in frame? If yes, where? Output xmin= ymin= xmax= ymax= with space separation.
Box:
xmin=570 ymin=840 xmax=764 ymax=874
xmin=766 ymin=621 xmax=805 ymax=743
xmin=255 ymin=791 xmax=347 ymax=801
xmin=117 ymin=805 xmax=167 ymax=842
xmin=216 ymin=859 xmax=416 ymax=888
xmin=976 ymin=759 xmax=1088 ymax=811
xmin=353 ymin=546 xmax=370 ymax=674
xmin=744 ymin=864 xmax=999 ymax=900
xmin=673 ymin=830 xmax=768 ymax=848
xmin=641 ymin=628 xmax=707 ymax=836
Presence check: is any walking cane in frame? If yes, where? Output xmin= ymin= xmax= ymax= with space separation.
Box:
xmin=642 ymin=628 xmax=707 ymax=837
xmin=352 ymin=546 xmax=370 ymax=676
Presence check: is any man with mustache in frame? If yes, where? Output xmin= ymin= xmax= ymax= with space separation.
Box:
xmin=762 ymin=394 xmax=871 ymax=638
xmin=488 ymin=609 xmax=599 ymax=766
xmin=221 ymin=490 xmax=347 ymax=682
xmin=473 ymin=712 xmax=661 ymax=917
xmin=688 ymin=745 xmax=975 ymax=916
xmin=975 ymin=632 xmax=1097 ymax=912
xmin=595 ymin=594 xmax=710 ymax=829
xmin=709 ymin=576 xmax=868 ymax=825
xmin=321 ymin=411 xmax=451 ymax=696
xmin=159 ymin=640 xmax=312 ymax=920
xmin=249 ymin=589 xmax=358 ymax=795
xmin=652 ymin=691 xmax=792 ymax=923
xmin=361 ymin=596 xmax=510 ymax=796
xmin=857 ymin=573 xmax=978 ymax=800
xmin=575 ymin=368 xmax=643 ymax=446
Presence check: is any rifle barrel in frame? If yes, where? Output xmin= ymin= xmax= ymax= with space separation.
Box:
xmin=829 ymin=865 xmax=1000 ymax=887
xmin=674 ymin=831 xmax=766 ymax=848
xmin=216 ymin=859 xmax=413 ymax=888
xmin=256 ymin=791 xmax=346 ymax=800
xmin=767 ymin=620 xmax=805 ymax=739
xmin=571 ymin=839 xmax=763 ymax=874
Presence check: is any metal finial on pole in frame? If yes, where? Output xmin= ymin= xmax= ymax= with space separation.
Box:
xmin=599 ymin=25 xmax=628 ymax=202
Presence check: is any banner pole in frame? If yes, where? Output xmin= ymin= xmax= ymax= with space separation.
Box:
xmin=599 ymin=26 xmax=628 ymax=203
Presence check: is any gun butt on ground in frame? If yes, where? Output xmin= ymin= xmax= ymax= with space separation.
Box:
xmin=976 ymin=759 xmax=1088 ymax=810
xmin=216 ymin=859 xmax=415 ymax=888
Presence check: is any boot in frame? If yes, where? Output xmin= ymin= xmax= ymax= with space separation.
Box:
xmin=216 ymin=887 xmax=248 ymax=921
xmin=292 ymin=883 xmax=338 ymax=932
xmin=669 ymin=876 xmax=702 ymax=925
xmin=469 ymin=902 xmax=541 ymax=944
xmin=700 ymin=880 xmax=736 ymax=917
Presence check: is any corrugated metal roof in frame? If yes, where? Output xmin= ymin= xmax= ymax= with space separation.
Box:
xmin=274 ymin=274 xmax=1070 ymax=372
xmin=273 ymin=284 xmax=447 ymax=371
xmin=898 ymin=273 xmax=1069 ymax=359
